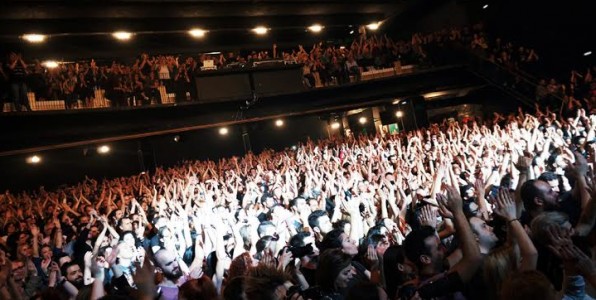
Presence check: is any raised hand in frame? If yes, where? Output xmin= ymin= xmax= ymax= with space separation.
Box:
xmin=514 ymin=155 xmax=533 ymax=171
xmin=30 ymin=224 xmax=40 ymax=237
xmin=364 ymin=244 xmax=380 ymax=270
xmin=259 ymin=248 xmax=276 ymax=268
xmin=493 ymin=188 xmax=516 ymax=222
xmin=436 ymin=193 xmax=454 ymax=219
xmin=566 ymin=151 xmax=588 ymax=179
xmin=444 ymin=185 xmax=463 ymax=213
xmin=277 ymin=248 xmax=293 ymax=270
xmin=418 ymin=205 xmax=437 ymax=229
xmin=546 ymin=225 xmax=596 ymax=277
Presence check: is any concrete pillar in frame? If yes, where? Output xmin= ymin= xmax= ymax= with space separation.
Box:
xmin=372 ymin=106 xmax=383 ymax=135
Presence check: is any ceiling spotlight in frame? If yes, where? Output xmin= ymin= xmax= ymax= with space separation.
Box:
xmin=253 ymin=26 xmax=268 ymax=35
xmin=219 ymin=127 xmax=229 ymax=135
xmin=113 ymin=31 xmax=132 ymax=40
xmin=359 ymin=117 xmax=367 ymax=124
xmin=331 ymin=122 xmax=341 ymax=129
xmin=395 ymin=111 xmax=404 ymax=118
xmin=22 ymin=34 xmax=46 ymax=43
xmin=173 ymin=135 xmax=180 ymax=142
xmin=584 ymin=51 xmax=592 ymax=56
xmin=482 ymin=4 xmax=489 ymax=9
xmin=43 ymin=60 xmax=59 ymax=69
xmin=275 ymin=119 xmax=284 ymax=127
xmin=366 ymin=22 xmax=381 ymax=31
xmin=349 ymin=30 xmax=355 ymax=35
xmin=26 ymin=155 xmax=41 ymax=164
xmin=308 ymin=24 xmax=324 ymax=33
xmin=97 ymin=145 xmax=110 ymax=154
xmin=392 ymin=98 xmax=401 ymax=105
xmin=189 ymin=29 xmax=206 ymax=38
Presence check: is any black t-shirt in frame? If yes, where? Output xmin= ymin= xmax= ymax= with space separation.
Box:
xmin=558 ymin=191 xmax=581 ymax=226
xmin=6 ymin=63 xmax=26 ymax=83
xmin=140 ymin=61 xmax=152 ymax=76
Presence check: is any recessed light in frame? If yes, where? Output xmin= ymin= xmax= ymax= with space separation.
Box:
xmin=189 ymin=29 xmax=206 ymax=38
xmin=253 ymin=26 xmax=268 ymax=35
xmin=27 ymin=155 xmax=42 ymax=164
xmin=43 ymin=60 xmax=59 ymax=69
xmin=22 ymin=34 xmax=46 ymax=43
xmin=113 ymin=31 xmax=132 ymax=40
xmin=97 ymin=145 xmax=110 ymax=154
xmin=308 ymin=24 xmax=323 ymax=33
xmin=366 ymin=22 xmax=381 ymax=30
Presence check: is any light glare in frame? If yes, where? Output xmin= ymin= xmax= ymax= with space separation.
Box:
xmin=113 ymin=31 xmax=132 ymax=40
xmin=331 ymin=122 xmax=341 ymax=129
xmin=584 ymin=51 xmax=592 ymax=56
xmin=27 ymin=155 xmax=41 ymax=164
xmin=483 ymin=4 xmax=489 ymax=9
xmin=23 ymin=34 xmax=46 ymax=43
xmin=359 ymin=117 xmax=367 ymax=124
xmin=253 ymin=26 xmax=268 ymax=35
xmin=189 ymin=29 xmax=206 ymax=38
xmin=275 ymin=119 xmax=284 ymax=127
xmin=97 ymin=145 xmax=110 ymax=154
xmin=395 ymin=111 xmax=404 ymax=118
xmin=308 ymin=24 xmax=323 ymax=33
xmin=43 ymin=60 xmax=59 ymax=69
xmin=219 ymin=127 xmax=229 ymax=135
xmin=366 ymin=22 xmax=381 ymax=30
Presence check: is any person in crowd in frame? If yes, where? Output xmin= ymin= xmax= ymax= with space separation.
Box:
xmin=5 ymin=52 xmax=31 ymax=111
xmin=1 ymin=86 xmax=596 ymax=300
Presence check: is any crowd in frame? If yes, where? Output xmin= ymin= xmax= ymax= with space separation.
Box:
xmin=1 ymin=23 xmax=594 ymax=114
xmin=0 ymin=29 xmax=426 ymax=111
xmin=0 ymin=104 xmax=595 ymax=300
xmin=408 ymin=23 xmax=595 ymax=115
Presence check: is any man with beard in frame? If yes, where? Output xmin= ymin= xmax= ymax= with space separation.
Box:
xmin=400 ymin=186 xmax=482 ymax=299
xmin=154 ymin=249 xmax=184 ymax=300
xmin=62 ymin=262 xmax=84 ymax=287
xmin=520 ymin=179 xmax=565 ymax=226
xmin=52 ymin=261 xmax=86 ymax=298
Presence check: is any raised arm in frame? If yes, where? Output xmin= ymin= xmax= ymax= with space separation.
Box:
xmin=494 ymin=188 xmax=537 ymax=271
xmin=438 ymin=186 xmax=483 ymax=282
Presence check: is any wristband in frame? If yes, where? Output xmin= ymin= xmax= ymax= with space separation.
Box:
xmin=507 ymin=219 xmax=519 ymax=224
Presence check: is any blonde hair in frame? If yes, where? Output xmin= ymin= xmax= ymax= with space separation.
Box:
xmin=530 ymin=211 xmax=569 ymax=245
xmin=483 ymin=246 xmax=516 ymax=300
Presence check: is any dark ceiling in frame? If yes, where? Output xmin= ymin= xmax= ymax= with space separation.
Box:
xmin=0 ymin=0 xmax=417 ymax=59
